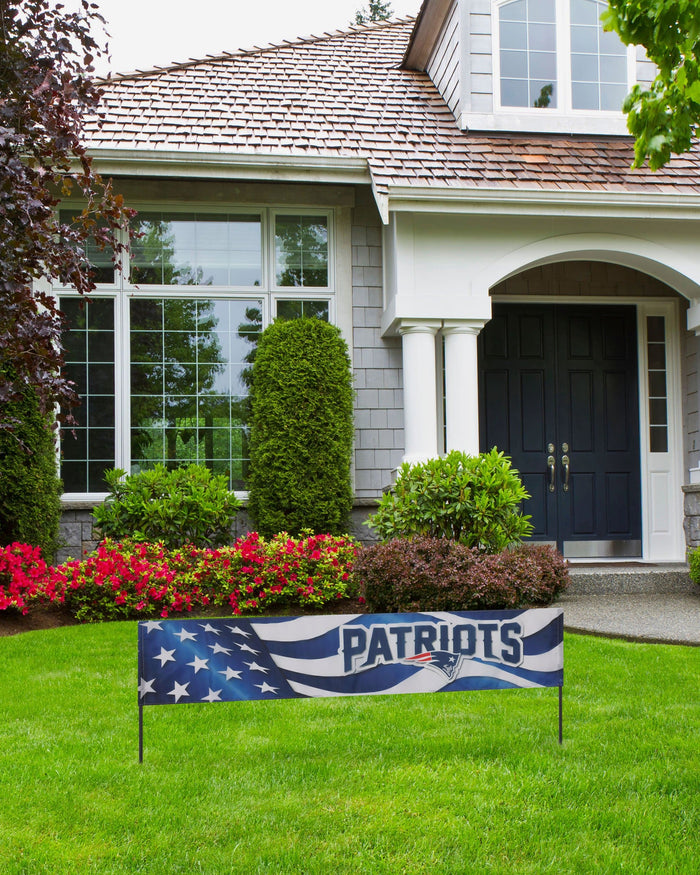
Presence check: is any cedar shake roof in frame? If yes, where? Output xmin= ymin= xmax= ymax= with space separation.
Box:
xmin=87 ymin=17 xmax=700 ymax=206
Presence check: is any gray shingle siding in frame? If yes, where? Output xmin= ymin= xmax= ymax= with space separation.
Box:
xmin=351 ymin=191 xmax=404 ymax=499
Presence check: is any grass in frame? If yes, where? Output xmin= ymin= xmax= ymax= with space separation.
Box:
xmin=0 ymin=621 xmax=698 ymax=874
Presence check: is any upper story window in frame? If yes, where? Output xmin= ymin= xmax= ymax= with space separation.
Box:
xmin=570 ymin=0 xmax=627 ymax=111
xmin=499 ymin=0 xmax=558 ymax=109
xmin=497 ymin=0 xmax=630 ymax=114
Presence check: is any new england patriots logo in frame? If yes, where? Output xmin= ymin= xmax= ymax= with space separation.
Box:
xmin=403 ymin=650 xmax=462 ymax=681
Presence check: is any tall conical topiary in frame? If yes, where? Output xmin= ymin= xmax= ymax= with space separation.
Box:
xmin=0 ymin=366 xmax=62 ymax=558
xmin=248 ymin=318 xmax=354 ymax=537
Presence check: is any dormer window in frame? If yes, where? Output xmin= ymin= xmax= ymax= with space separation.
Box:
xmin=499 ymin=0 xmax=558 ymax=109
xmin=497 ymin=0 xmax=630 ymax=114
xmin=570 ymin=0 xmax=627 ymax=111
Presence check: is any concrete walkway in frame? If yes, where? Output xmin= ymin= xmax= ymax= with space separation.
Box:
xmin=560 ymin=565 xmax=700 ymax=645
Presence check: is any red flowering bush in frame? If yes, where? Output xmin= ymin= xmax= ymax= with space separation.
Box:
xmin=215 ymin=531 xmax=358 ymax=615
xmin=356 ymin=538 xmax=568 ymax=613
xmin=0 ymin=542 xmax=51 ymax=614
xmin=0 ymin=533 xmax=359 ymax=622
xmin=48 ymin=540 xmax=212 ymax=622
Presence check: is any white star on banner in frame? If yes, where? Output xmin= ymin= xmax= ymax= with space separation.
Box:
xmin=138 ymin=677 xmax=156 ymax=698
xmin=199 ymin=623 xmax=221 ymax=635
xmin=208 ymin=643 xmax=232 ymax=655
xmin=174 ymin=628 xmax=198 ymax=642
xmin=187 ymin=655 xmax=209 ymax=674
xmin=154 ymin=647 xmax=176 ymax=666
xmin=167 ymin=681 xmax=190 ymax=702
xmin=201 ymin=688 xmax=223 ymax=702
xmin=142 ymin=621 xmax=163 ymax=633
xmin=219 ymin=666 xmax=243 ymax=681
xmin=237 ymin=643 xmax=259 ymax=655
xmin=245 ymin=661 xmax=269 ymax=674
xmin=255 ymin=682 xmax=279 ymax=695
xmin=226 ymin=625 xmax=251 ymax=637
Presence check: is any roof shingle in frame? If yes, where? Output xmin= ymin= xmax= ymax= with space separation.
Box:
xmin=87 ymin=18 xmax=700 ymax=199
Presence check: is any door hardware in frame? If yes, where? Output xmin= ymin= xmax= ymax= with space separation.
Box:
xmin=561 ymin=442 xmax=569 ymax=453
xmin=562 ymin=454 xmax=570 ymax=492
xmin=547 ymin=455 xmax=556 ymax=492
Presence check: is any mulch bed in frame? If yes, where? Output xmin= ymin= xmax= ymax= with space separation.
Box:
xmin=0 ymin=597 xmax=367 ymax=638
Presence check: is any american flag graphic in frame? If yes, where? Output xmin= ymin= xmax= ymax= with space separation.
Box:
xmin=137 ymin=609 xmax=563 ymax=705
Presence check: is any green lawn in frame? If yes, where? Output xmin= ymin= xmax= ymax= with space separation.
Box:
xmin=0 ymin=622 xmax=698 ymax=874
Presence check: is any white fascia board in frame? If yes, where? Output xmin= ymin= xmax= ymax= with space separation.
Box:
xmin=387 ymin=185 xmax=700 ymax=220
xmin=87 ymin=147 xmax=372 ymax=185
xmin=460 ymin=112 xmax=630 ymax=137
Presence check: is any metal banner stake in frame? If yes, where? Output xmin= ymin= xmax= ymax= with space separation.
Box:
xmin=559 ymin=686 xmax=563 ymax=745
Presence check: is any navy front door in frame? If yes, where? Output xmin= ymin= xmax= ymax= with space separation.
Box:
xmin=478 ymin=304 xmax=642 ymax=557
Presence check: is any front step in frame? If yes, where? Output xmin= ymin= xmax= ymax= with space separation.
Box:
xmin=566 ymin=564 xmax=695 ymax=595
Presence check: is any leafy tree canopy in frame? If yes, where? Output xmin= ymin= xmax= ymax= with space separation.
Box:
xmin=0 ymin=0 xmax=132 ymax=432
xmin=603 ymin=0 xmax=700 ymax=169
xmin=354 ymin=0 xmax=393 ymax=25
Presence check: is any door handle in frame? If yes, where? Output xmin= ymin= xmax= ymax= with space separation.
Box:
xmin=562 ymin=454 xmax=570 ymax=492
xmin=547 ymin=455 xmax=556 ymax=492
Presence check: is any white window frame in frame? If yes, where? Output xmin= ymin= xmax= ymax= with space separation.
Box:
xmin=54 ymin=204 xmax=337 ymax=501
xmin=490 ymin=0 xmax=637 ymax=134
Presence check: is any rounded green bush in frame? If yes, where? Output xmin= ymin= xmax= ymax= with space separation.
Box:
xmin=0 ymin=367 xmax=62 ymax=559
xmin=247 ymin=318 xmax=354 ymax=537
xmin=92 ymin=464 xmax=241 ymax=549
xmin=367 ymin=449 xmax=533 ymax=553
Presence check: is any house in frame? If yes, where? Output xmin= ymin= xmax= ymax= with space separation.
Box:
xmin=56 ymin=0 xmax=700 ymax=564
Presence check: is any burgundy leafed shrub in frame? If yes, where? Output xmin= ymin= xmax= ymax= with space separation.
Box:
xmin=356 ymin=537 xmax=568 ymax=613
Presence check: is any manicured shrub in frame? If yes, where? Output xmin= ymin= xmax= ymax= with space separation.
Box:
xmin=688 ymin=546 xmax=700 ymax=587
xmin=0 ymin=367 xmax=62 ymax=559
xmin=92 ymin=464 xmax=241 ymax=549
xmin=247 ymin=318 xmax=354 ymax=537
xmin=367 ymin=449 xmax=533 ymax=552
xmin=356 ymin=537 xmax=569 ymax=613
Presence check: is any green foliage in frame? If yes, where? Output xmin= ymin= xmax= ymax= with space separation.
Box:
xmin=354 ymin=0 xmax=393 ymax=25
xmin=248 ymin=318 xmax=354 ymax=537
xmin=357 ymin=538 xmax=569 ymax=613
xmin=367 ymin=449 xmax=533 ymax=552
xmin=687 ymin=544 xmax=700 ymax=586
xmin=92 ymin=464 xmax=241 ymax=549
xmin=603 ymin=0 xmax=700 ymax=169
xmin=0 ymin=369 xmax=62 ymax=558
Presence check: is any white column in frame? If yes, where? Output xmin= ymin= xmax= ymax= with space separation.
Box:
xmin=442 ymin=320 xmax=487 ymax=455
xmin=399 ymin=321 xmax=440 ymax=463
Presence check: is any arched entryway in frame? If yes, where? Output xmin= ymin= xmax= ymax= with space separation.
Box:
xmin=477 ymin=261 xmax=684 ymax=560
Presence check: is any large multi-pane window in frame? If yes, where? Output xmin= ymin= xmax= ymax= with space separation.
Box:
xmin=58 ymin=208 xmax=333 ymax=495
xmin=497 ymin=0 xmax=630 ymax=112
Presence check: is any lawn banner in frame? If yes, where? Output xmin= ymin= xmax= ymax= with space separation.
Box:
xmin=138 ymin=608 xmax=563 ymax=757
